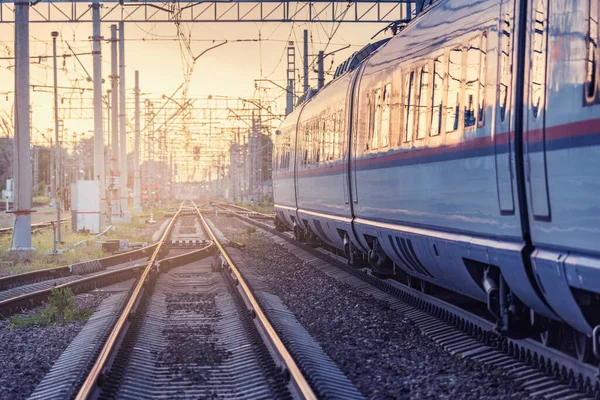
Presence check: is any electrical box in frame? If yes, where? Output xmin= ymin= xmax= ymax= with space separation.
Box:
xmin=71 ymin=180 xmax=101 ymax=233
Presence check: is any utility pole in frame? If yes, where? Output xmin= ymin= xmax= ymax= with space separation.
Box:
xmin=133 ymin=70 xmax=141 ymax=213
xmin=318 ymin=50 xmax=325 ymax=89
xmin=118 ymin=21 xmax=129 ymax=220
xmin=110 ymin=24 xmax=120 ymax=221
xmin=92 ymin=0 xmax=105 ymax=228
xmin=303 ymin=29 xmax=309 ymax=94
xmin=11 ymin=1 xmax=33 ymax=251
xmin=52 ymin=31 xmax=61 ymax=243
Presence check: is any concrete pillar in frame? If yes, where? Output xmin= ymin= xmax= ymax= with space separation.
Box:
xmin=52 ymin=31 xmax=61 ymax=243
xmin=118 ymin=21 xmax=129 ymax=220
xmin=11 ymin=1 xmax=33 ymax=251
xmin=133 ymin=70 xmax=142 ymax=214
xmin=110 ymin=24 xmax=121 ymax=221
xmin=92 ymin=0 xmax=105 ymax=227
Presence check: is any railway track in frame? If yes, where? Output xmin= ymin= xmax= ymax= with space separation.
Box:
xmin=0 ymin=218 xmax=70 ymax=236
xmin=214 ymin=201 xmax=599 ymax=399
xmin=55 ymin=201 xmax=318 ymax=399
xmin=0 ymin=203 xmax=213 ymax=399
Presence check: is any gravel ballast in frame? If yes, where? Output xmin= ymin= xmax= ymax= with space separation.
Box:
xmin=207 ymin=214 xmax=534 ymax=399
xmin=0 ymin=292 xmax=110 ymax=399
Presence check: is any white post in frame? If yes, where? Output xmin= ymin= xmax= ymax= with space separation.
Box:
xmin=11 ymin=1 xmax=33 ymax=251
xmin=92 ymin=0 xmax=105 ymax=228
xmin=133 ymin=70 xmax=142 ymax=214
xmin=110 ymin=24 xmax=121 ymax=221
xmin=118 ymin=21 xmax=129 ymax=220
xmin=52 ymin=31 xmax=61 ymax=243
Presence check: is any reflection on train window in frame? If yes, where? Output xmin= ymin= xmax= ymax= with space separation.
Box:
xmin=417 ymin=64 xmax=431 ymax=139
xmin=322 ymin=120 xmax=328 ymax=162
xmin=372 ymin=88 xmax=382 ymax=149
xmin=431 ymin=56 xmax=445 ymax=136
xmin=478 ymin=33 xmax=487 ymax=125
xmin=586 ymin=0 xmax=598 ymax=102
xmin=365 ymin=94 xmax=373 ymax=151
xmin=283 ymin=135 xmax=290 ymax=170
xmin=465 ymin=38 xmax=479 ymax=127
xmin=499 ymin=10 xmax=512 ymax=121
xmin=446 ymin=47 xmax=462 ymax=132
xmin=314 ymin=121 xmax=320 ymax=164
xmin=381 ymin=83 xmax=391 ymax=147
xmin=337 ymin=110 xmax=343 ymax=158
xmin=404 ymin=71 xmax=416 ymax=142
xmin=303 ymin=125 xmax=309 ymax=165
xmin=531 ymin=0 xmax=547 ymax=118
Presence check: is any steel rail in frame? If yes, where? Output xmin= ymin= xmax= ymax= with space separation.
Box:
xmin=0 ymin=217 xmax=70 ymax=236
xmin=0 ymin=264 xmax=143 ymax=318
xmin=74 ymin=202 xmax=186 ymax=400
xmin=193 ymin=201 xmax=317 ymax=400
xmin=214 ymin=201 xmax=274 ymax=219
xmin=0 ymin=243 xmax=158 ymax=292
xmin=221 ymin=204 xmax=600 ymax=398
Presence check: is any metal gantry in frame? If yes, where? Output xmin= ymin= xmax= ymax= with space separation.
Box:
xmin=0 ymin=1 xmax=415 ymax=24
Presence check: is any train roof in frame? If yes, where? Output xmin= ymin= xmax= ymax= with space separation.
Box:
xmin=332 ymin=38 xmax=391 ymax=80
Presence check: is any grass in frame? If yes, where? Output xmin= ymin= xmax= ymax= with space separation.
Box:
xmin=0 ymin=214 xmax=164 ymax=275
xmin=9 ymin=287 xmax=93 ymax=329
xmin=32 ymin=195 xmax=51 ymax=205
xmin=230 ymin=225 xmax=257 ymax=245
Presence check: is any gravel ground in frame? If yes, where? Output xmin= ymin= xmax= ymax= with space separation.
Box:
xmin=208 ymin=214 xmax=533 ymax=400
xmin=0 ymin=292 xmax=111 ymax=399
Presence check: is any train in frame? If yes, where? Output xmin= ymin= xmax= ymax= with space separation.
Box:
xmin=272 ymin=0 xmax=600 ymax=363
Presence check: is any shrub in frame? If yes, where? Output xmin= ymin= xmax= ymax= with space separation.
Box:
xmin=9 ymin=287 xmax=93 ymax=329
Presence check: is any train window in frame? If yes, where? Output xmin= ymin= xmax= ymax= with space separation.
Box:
xmin=431 ymin=56 xmax=445 ymax=136
xmin=315 ymin=119 xmax=321 ymax=163
xmin=499 ymin=9 xmax=513 ymax=121
xmin=283 ymin=135 xmax=290 ymax=169
xmin=338 ymin=110 xmax=344 ymax=158
xmin=417 ymin=64 xmax=431 ymax=139
xmin=310 ymin=120 xmax=316 ymax=164
xmin=323 ymin=119 xmax=328 ymax=161
xmin=465 ymin=37 xmax=479 ymax=128
xmin=381 ymin=83 xmax=391 ymax=147
xmin=332 ymin=113 xmax=338 ymax=160
xmin=404 ymin=71 xmax=416 ymax=142
xmin=446 ymin=47 xmax=462 ymax=132
xmin=365 ymin=94 xmax=373 ymax=151
xmin=372 ymin=88 xmax=382 ymax=149
xmin=302 ymin=125 xmax=309 ymax=166
xmin=531 ymin=0 xmax=547 ymax=118
xmin=586 ymin=0 xmax=598 ymax=102
xmin=478 ymin=33 xmax=487 ymax=125
xmin=330 ymin=115 xmax=335 ymax=160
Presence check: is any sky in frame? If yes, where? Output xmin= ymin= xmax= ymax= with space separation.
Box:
xmin=0 ymin=3 xmax=393 ymax=180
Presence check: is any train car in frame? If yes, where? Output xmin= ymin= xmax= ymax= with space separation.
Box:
xmin=272 ymin=0 xmax=600 ymax=362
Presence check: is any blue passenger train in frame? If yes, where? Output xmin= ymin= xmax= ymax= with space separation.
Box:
xmin=272 ymin=0 xmax=600 ymax=363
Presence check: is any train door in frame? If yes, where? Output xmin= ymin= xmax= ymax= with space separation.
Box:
xmin=524 ymin=0 xmax=551 ymax=220
xmin=495 ymin=0 xmax=516 ymax=214
xmin=347 ymin=64 xmax=366 ymax=212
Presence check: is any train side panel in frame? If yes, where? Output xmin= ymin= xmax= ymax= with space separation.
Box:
xmin=350 ymin=0 xmax=555 ymax=316
xmin=525 ymin=0 xmax=600 ymax=334
xmin=273 ymin=107 xmax=302 ymax=228
xmin=295 ymin=72 xmax=356 ymax=250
